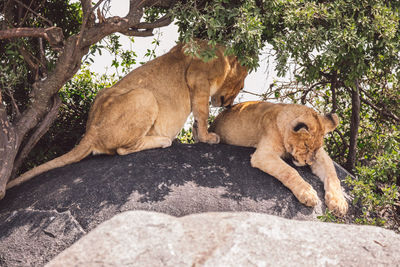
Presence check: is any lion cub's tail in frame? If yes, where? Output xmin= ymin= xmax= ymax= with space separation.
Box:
xmin=6 ymin=135 xmax=93 ymax=190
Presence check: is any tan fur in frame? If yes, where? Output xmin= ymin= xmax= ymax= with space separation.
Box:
xmin=208 ymin=101 xmax=348 ymax=216
xmin=6 ymin=42 xmax=247 ymax=190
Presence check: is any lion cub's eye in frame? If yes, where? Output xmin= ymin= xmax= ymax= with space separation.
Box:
xmin=304 ymin=143 xmax=310 ymax=152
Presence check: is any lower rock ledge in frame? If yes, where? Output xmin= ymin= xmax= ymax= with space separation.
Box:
xmin=47 ymin=211 xmax=400 ymax=266
xmin=0 ymin=208 xmax=86 ymax=267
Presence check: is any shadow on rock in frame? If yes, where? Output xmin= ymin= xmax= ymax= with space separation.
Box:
xmin=0 ymin=142 xmax=355 ymax=266
xmin=1 ymin=143 xmax=353 ymax=230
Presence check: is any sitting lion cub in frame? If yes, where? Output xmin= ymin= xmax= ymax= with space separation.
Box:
xmin=207 ymin=101 xmax=348 ymax=216
xmin=5 ymin=42 xmax=247 ymax=193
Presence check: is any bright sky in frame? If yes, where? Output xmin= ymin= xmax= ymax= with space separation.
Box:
xmin=89 ymin=0 xmax=281 ymax=103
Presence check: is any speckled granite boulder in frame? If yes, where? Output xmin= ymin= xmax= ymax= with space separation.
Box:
xmin=47 ymin=211 xmax=400 ymax=267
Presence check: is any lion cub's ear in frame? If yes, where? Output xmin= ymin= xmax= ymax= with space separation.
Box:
xmin=292 ymin=122 xmax=311 ymax=138
xmin=322 ymin=113 xmax=339 ymax=134
xmin=293 ymin=122 xmax=309 ymax=133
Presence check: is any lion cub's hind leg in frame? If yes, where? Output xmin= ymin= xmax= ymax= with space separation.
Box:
xmin=97 ymin=88 xmax=171 ymax=155
xmin=116 ymin=136 xmax=172 ymax=155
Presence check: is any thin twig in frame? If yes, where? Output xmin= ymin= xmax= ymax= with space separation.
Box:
xmin=14 ymin=0 xmax=53 ymax=26
xmin=328 ymin=131 xmax=342 ymax=161
xmin=333 ymin=128 xmax=348 ymax=159
xmin=2 ymin=86 xmax=21 ymax=118
xmin=17 ymin=45 xmax=39 ymax=80
xmin=331 ymin=82 xmax=337 ymax=113
xmin=300 ymin=81 xmax=327 ymax=105
xmin=18 ymin=0 xmax=35 ymax=26
xmin=92 ymin=0 xmax=107 ymax=12
xmin=241 ymin=90 xmax=263 ymax=97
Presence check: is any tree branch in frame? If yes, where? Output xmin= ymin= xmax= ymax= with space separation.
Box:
xmin=119 ymin=28 xmax=154 ymax=37
xmin=79 ymin=0 xmax=175 ymax=48
xmin=137 ymin=0 xmax=176 ymax=9
xmin=119 ymin=14 xmax=172 ymax=37
xmin=14 ymin=35 xmax=81 ymax=136
xmin=135 ymin=14 xmax=172 ymax=29
xmin=358 ymin=87 xmax=399 ymax=123
xmin=130 ymin=0 xmax=151 ymax=11
xmin=77 ymin=0 xmax=105 ymax=48
xmin=359 ymin=94 xmax=399 ymax=123
xmin=0 ymin=27 xmax=64 ymax=49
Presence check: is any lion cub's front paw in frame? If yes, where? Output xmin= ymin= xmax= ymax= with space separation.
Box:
xmin=325 ymin=191 xmax=348 ymax=216
xmin=160 ymin=137 xmax=172 ymax=148
xmin=204 ymin=132 xmax=220 ymax=144
xmin=296 ymin=185 xmax=319 ymax=207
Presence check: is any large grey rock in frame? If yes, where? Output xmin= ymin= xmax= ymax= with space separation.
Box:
xmin=47 ymin=210 xmax=400 ymax=266
xmin=0 ymin=143 xmax=355 ymax=266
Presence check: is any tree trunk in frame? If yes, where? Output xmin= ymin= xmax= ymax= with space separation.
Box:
xmin=0 ymin=35 xmax=86 ymax=199
xmin=11 ymin=95 xmax=62 ymax=178
xmin=345 ymin=80 xmax=361 ymax=173
xmin=0 ymin=94 xmax=18 ymax=199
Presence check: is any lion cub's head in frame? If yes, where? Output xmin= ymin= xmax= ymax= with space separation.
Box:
xmin=285 ymin=112 xmax=339 ymax=167
xmin=210 ymin=58 xmax=247 ymax=108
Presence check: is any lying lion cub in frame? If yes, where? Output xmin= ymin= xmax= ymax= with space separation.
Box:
xmin=207 ymin=101 xmax=348 ymax=216
xmin=5 ymin=42 xmax=247 ymax=193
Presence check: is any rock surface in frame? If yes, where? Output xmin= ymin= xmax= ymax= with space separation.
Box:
xmin=47 ymin=210 xmax=400 ymax=267
xmin=1 ymin=142 xmax=354 ymax=266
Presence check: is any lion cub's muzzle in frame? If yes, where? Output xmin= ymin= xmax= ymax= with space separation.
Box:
xmin=290 ymin=154 xmax=315 ymax=167
xmin=292 ymin=159 xmax=308 ymax=167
